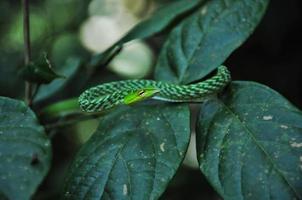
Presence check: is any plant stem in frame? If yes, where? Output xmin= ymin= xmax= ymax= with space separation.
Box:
xmin=23 ymin=0 xmax=33 ymax=106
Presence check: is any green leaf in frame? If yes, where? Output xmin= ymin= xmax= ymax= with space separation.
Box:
xmin=34 ymin=58 xmax=81 ymax=102
xmin=63 ymin=104 xmax=190 ymax=200
xmin=155 ymin=0 xmax=269 ymax=84
xmin=196 ymin=81 xmax=302 ymax=200
xmin=20 ymin=54 xmax=65 ymax=84
xmin=90 ymin=0 xmax=202 ymax=67
xmin=34 ymin=33 xmax=89 ymax=102
xmin=117 ymin=0 xmax=202 ymax=44
xmin=0 ymin=96 xmax=52 ymax=200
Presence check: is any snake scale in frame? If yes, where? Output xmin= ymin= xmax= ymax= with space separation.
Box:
xmin=79 ymin=66 xmax=231 ymax=113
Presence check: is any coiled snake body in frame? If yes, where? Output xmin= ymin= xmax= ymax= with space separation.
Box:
xmin=79 ymin=66 xmax=231 ymax=113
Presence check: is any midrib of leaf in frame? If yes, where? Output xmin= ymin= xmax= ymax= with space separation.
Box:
xmin=119 ymin=154 xmax=133 ymax=198
xmin=147 ymin=133 xmax=158 ymax=200
xmin=216 ymin=121 xmax=249 ymax=199
xmin=79 ymin=128 xmax=158 ymax=199
xmin=179 ymin=0 xmax=235 ymax=82
xmin=101 ymin=128 xmax=160 ymax=200
xmin=149 ymin=112 xmax=184 ymax=199
xmin=218 ymin=99 xmax=301 ymax=198
xmin=217 ymin=118 xmax=234 ymax=193
xmin=160 ymin=112 xmax=181 ymax=154
xmin=82 ymin=135 xmax=133 ymax=199
xmin=71 ymin=133 xmax=131 ymax=199
xmin=64 ymin=105 xmax=191 ymax=199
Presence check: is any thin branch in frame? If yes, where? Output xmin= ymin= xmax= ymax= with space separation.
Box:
xmin=23 ymin=0 xmax=31 ymax=64
xmin=23 ymin=0 xmax=33 ymax=105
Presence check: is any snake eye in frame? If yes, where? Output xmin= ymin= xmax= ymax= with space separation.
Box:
xmin=138 ymin=90 xmax=145 ymax=96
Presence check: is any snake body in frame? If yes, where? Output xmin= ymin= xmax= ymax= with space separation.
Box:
xmin=79 ymin=66 xmax=231 ymax=113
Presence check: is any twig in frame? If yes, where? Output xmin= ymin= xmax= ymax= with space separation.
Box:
xmin=23 ymin=0 xmax=33 ymax=106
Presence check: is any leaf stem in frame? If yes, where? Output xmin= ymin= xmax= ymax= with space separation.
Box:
xmin=23 ymin=0 xmax=33 ymax=106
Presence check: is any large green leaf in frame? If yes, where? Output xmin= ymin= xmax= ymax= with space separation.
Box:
xmin=63 ymin=104 xmax=190 ymax=200
xmin=155 ymin=0 xmax=269 ymax=84
xmin=0 ymin=97 xmax=52 ymax=200
xmin=196 ymin=81 xmax=302 ymax=200
xmin=90 ymin=0 xmax=203 ymax=67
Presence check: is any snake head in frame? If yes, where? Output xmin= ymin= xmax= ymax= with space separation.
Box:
xmin=124 ymin=88 xmax=160 ymax=105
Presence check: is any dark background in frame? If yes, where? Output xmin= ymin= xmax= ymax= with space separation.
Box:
xmin=227 ymin=0 xmax=302 ymax=108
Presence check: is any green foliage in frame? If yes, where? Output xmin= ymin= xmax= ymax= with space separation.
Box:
xmin=34 ymin=33 xmax=88 ymax=102
xmin=117 ymin=0 xmax=202 ymax=43
xmin=155 ymin=0 xmax=269 ymax=84
xmin=20 ymin=53 xmax=65 ymax=84
xmin=1 ymin=0 xmax=302 ymax=199
xmin=63 ymin=104 xmax=190 ymax=199
xmin=90 ymin=0 xmax=203 ymax=67
xmin=196 ymin=81 xmax=302 ymax=199
xmin=34 ymin=57 xmax=82 ymax=102
xmin=0 ymin=97 xmax=51 ymax=200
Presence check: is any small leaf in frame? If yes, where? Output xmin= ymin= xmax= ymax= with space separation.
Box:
xmin=33 ymin=33 xmax=89 ymax=102
xmin=20 ymin=53 xmax=65 ymax=84
xmin=90 ymin=0 xmax=203 ymax=67
xmin=34 ymin=57 xmax=81 ymax=102
xmin=155 ymin=0 xmax=269 ymax=84
xmin=0 ymin=96 xmax=52 ymax=200
xmin=196 ymin=81 xmax=302 ymax=200
xmin=63 ymin=104 xmax=190 ymax=200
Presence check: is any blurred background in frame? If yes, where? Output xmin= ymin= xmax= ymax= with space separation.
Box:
xmin=0 ymin=0 xmax=301 ymax=199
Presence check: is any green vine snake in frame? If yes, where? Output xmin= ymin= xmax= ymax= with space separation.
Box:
xmin=79 ymin=66 xmax=231 ymax=113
